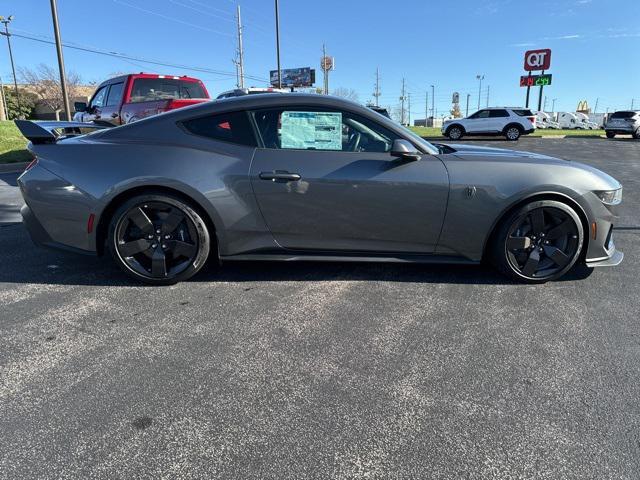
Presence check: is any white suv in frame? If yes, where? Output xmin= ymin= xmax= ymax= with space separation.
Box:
xmin=442 ymin=107 xmax=536 ymax=141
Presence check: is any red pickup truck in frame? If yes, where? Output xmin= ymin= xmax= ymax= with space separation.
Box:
xmin=73 ymin=73 xmax=210 ymax=125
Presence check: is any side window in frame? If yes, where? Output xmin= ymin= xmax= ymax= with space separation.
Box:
xmin=468 ymin=110 xmax=490 ymax=119
xmin=251 ymin=108 xmax=400 ymax=153
xmin=182 ymin=111 xmax=257 ymax=147
xmin=89 ymin=86 xmax=108 ymax=108
xmin=106 ymin=82 xmax=124 ymax=107
xmin=489 ymin=109 xmax=509 ymax=118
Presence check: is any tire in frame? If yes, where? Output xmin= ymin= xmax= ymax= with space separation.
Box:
xmin=446 ymin=125 xmax=464 ymax=140
xmin=606 ymin=131 xmax=616 ymax=139
xmin=490 ymin=200 xmax=584 ymax=283
xmin=504 ymin=125 xmax=522 ymax=141
xmin=634 ymin=128 xmax=640 ymax=140
xmin=108 ymin=193 xmax=211 ymax=285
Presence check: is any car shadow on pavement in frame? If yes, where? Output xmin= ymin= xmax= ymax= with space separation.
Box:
xmin=0 ymin=224 xmax=593 ymax=287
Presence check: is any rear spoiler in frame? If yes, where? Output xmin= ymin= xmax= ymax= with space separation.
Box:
xmin=14 ymin=120 xmax=112 ymax=145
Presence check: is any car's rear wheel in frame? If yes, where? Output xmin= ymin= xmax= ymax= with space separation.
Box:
xmin=108 ymin=194 xmax=210 ymax=285
xmin=634 ymin=128 xmax=640 ymax=140
xmin=605 ymin=131 xmax=616 ymax=139
xmin=504 ymin=126 xmax=522 ymax=141
xmin=447 ymin=126 xmax=464 ymax=140
xmin=491 ymin=200 xmax=584 ymax=283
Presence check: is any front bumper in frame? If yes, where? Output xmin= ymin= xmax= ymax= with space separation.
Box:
xmin=586 ymin=248 xmax=624 ymax=268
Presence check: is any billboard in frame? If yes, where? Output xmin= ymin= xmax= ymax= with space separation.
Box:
xmin=270 ymin=67 xmax=316 ymax=87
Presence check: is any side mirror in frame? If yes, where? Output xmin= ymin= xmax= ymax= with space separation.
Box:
xmin=390 ymin=139 xmax=421 ymax=161
xmin=74 ymin=101 xmax=88 ymax=113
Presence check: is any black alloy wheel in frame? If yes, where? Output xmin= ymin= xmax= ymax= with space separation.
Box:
xmin=493 ymin=200 xmax=584 ymax=282
xmin=109 ymin=194 xmax=210 ymax=284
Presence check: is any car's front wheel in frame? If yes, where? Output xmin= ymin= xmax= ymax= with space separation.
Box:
xmin=606 ymin=131 xmax=616 ymax=139
xmin=108 ymin=194 xmax=211 ymax=285
xmin=634 ymin=128 xmax=640 ymax=140
xmin=491 ymin=200 xmax=584 ymax=283
xmin=447 ymin=125 xmax=464 ymax=140
xmin=504 ymin=125 xmax=522 ymax=141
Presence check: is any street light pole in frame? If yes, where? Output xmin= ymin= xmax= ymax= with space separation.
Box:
xmin=551 ymin=98 xmax=557 ymax=113
xmin=466 ymin=93 xmax=470 ymax=117
xmin=430 ymin=84 xmax=434 ymax=119
xmin=0 ymin=15 xmax=21 ymax=114
xmin=476 ymin=75 xmax=484 ymax=111
xmin=274 ymin=0 xmax=282 ymax=89
xmin=49 ymin=0 xmax=71 ymax=120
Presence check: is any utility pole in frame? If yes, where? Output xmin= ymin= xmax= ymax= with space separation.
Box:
xmin=632 ymin=99 xmax=636 ymax=110
xmin=551 ymin=98 xmax=557 ymax=113
xmin=476 ymin=74 xmax=484 ymax=111
xmin=431 ymin=84 xmax=434 ymax=119
xmin=235 ymin=5 xmax=245 ymax=89
xmin=322 ymin=44 xmax=328 ymax=95
xmin=372 ymin=67 xmax=380 ymax=106
xmin=425 ymin=90 xmax=429 ymax=127
xmin=0 ymin=15 xmax=20 ymax=114
xmin=408 ymin=93 xmax=411 ymax=126
xmin=594 ymin=98 xmax=599 ymax=114
xmin=274 ymin=0 xmax=281 ymax=89
xmin=486 ymin=85 xmax=490 ymax=107
xmin=0 ymin=75 xmax=6 ymax=121
xmin=543 ymin=96 xmax=548 ymax=112
xmin=399 ymin=78 xmax=406 ymax=125
xmin=49 ymin=1 xmax=71 ymax=120
xmin=466 ymin=93 xmax=470 ymax=117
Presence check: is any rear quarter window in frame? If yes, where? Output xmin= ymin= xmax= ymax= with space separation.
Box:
xmin=181 ymin=111 xmax=257 ymax=147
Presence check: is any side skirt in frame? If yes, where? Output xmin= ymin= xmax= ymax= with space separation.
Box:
xmin=220 ymin=250 xmax=477 ymax=265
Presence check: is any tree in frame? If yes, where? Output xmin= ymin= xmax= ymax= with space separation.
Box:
xmin=19 ymin=64 xmax=83 ymax=119
xmin=450 ymin=103 xmax=463 ymax=118
xmin=2 ymin=86 xmax=36 ymax=120
xmin=332 ymin=87 xmax=359 ymax=102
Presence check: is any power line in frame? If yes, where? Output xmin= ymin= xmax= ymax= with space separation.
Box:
xmin=6 ymin=30 xmax=269 ymax=83
xmin=112 ymin=0 xmax=234 ymax=37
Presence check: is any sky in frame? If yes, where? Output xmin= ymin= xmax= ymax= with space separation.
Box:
xmin=1 ymin=0 xmax=639 ymax=119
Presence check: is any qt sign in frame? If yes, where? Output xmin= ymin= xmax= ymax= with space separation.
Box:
xmin=524 ymin=49 xmax=552 ymax=71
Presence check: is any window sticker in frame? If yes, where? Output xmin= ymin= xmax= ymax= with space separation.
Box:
xmin=280 ymin=111 xmax=342 ymax=150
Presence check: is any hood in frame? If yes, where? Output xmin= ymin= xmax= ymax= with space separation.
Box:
xmin=446 ymin=143 xmax=561 ymax=161
xmin=443 ymin=143 xmax=621 ymax=190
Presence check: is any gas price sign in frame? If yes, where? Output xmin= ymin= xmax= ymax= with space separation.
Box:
xmin=520 ymin=74 xmax=552 ymax=87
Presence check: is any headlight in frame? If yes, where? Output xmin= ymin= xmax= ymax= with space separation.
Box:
xmin=594 ymin=188 xmax=622 ymax=205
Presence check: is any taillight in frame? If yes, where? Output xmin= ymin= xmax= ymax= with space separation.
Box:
xmin=528 ymin=116 xmax=536 ymax=124
xmin=24 ymin=156 xmax=38 ymax=172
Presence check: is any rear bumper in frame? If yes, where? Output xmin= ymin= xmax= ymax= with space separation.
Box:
xmin=605 ymin=128 xmax=635 ymax=134
xmin=21 ymin=204 xmax=94 ymax=255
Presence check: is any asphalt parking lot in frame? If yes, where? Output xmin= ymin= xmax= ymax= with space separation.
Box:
xmin=1 ymin=137 xmax=639 ymax=479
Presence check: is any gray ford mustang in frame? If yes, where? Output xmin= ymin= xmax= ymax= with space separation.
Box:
xmin=17 ymin=94 xmax=623 ymax=285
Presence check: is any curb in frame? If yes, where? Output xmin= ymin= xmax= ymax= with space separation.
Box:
xmin=0 ymin=162 xmax=28 ymax=173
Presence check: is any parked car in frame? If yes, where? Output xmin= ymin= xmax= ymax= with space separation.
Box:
xmin=16 ymin=94 xmax=622 ymax=285
xmin=442 ymin=107 xmax=536 ymax=141
xmin=73 ymin=73 xmax=210 ymax=126
xmin=535 ymin=111 xmax=560 ymax=129
xmin=605 ymin=110 xmax=640 ymax=139
xmin=216 ymin=87 xmax=288 ymax=99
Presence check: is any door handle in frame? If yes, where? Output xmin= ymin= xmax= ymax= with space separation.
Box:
xmin=111 ymin=112 xmax=119 ymax=118
xmin=259 ymin=171 xmax=301 ymax=182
